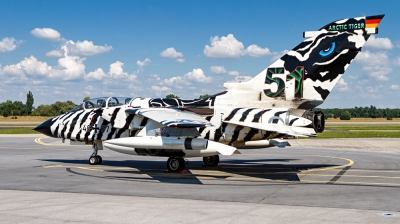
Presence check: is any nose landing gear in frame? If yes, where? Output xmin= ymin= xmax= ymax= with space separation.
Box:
xmin=89 ymin=142 xmax=103 ymax=165
xmin=89 ymin=155 xmax=102 ymax=165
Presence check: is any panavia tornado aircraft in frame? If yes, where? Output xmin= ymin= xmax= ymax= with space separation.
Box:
xmin=35 ymin=15 xmax=384 ymax=172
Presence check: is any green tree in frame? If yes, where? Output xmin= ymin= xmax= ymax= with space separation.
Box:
xmin=1 ymin=100 xmax=14 ymax=117
xmin=166 ymin=94 xmax=179 ymax=99
xmin=199 ymin=94 xmax=211 ymax=99
xmin=12 ymin=101 xmax=24 ymax=116
xmin=25 ymin=91 xmax=34 ymax=115
xmin=83 ymin=96 xmax=90 ymax=102
xmin=340 ymin=111 xmax=351 ymax=120
xmin=32 ymin=104 xmax=54 ymax=116
xmin=51 ymin=101 xmax=76 ymax=114
xmin=32 ymin=101 xmax=76 ymax=116
xmin=0 ymin=100 xmax=23 ymax=117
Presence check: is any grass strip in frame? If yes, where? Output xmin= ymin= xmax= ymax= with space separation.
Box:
xmin=325 ymin=125 xmax=400 ymax=130
xmin=316 ymin=131 xmax=400 ymax=138
xmin=0 ymin=128 xmax=38 ymax=134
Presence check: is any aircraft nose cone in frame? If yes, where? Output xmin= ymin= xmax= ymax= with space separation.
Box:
xmin=34 ymin=118 xmax=55 ymax=137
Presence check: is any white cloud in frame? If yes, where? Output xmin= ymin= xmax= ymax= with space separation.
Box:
xmin=204 ymin=34 xmax=271 ymax=58
xmin=366 ymin=85 xmax=383 ymax=93
xmin=161 ymin=68 xmax=212 ymax=89
xmin=204 ymin=34 xmax=244 ymax=58
xmin=30 ymin=28 xmax=61 ymax=42
xmin=151 ymin=85 xmax=171 ymax=94
xmin=108 ymin=61 xmax=135 ymax=80
xmin=210 ymin=66 xmax=227 ymax=74
xmin=49 ymin=55 xmax=86 ymax=80
xmin=65 ymin=40 xmax=112 ymax=57
xmin=160 ymin=47 xmax=183 ymax=58
xmin=19 ymin=56 xmax=51 ymax=76
xmin=45 ymin=50 xmax=64 ymax=57
xmin=364 ymin=36 xmax=394 ymax=50
xmin=86 ymin=61 xmax=138 ymax=86
xmin=1 ymin=55 xmax=51 ymax=76
xmin=137 ymin=58 xmax=151 ymax=69
xmin=45 ymin=40 xmax=112 ymax=57
xmin=86 ymin=68 xmax=106 ymax=80
xmin=1 ymin=63 xmax=24 ymax=76
xmin=394 ymin=57 xmax=400 ymax=66
xmin=209 ymin=65 xmax=239 ymax=76
xmin=184 ymin=68 xmax=212 ymax=83
xmin=0 ymin=37 xmax=19 ymax=53
xmin=0 ymin=54 xmax=84 ymax=80
xmin=176 ymin=58 xmax=185 ymax=63
xmin=336 ymin=78 xmax=349 ymax=92
xmin=163 ymin=76 xmax=189 ymax=87
xmin=390 ymin=85 xmax=400 ymax=90
xmin=1 ymin=45 xmax=138 ymax=85
xmin=245 ymin=44 xmax=271 ymax=57
xmin=228 ymin=71 xmax=239 ymax=76
xmin=148 ymin=74 xmax=161 ymax=82
xmin=354 ymin=51 xmax=391 ymax=81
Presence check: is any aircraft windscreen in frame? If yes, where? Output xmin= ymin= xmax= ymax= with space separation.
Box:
xmin=82 ymin=97 xmax=132 ymax=109
xmin=68 ymin=104 xmax=83 ymax=113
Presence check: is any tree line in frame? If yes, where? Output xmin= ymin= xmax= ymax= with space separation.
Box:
xmin=0 ymin=91 xmax=76 ymax=117
xmin=315 ymin=105 xmax=400 ymax=120
xmin=0 ymin=91 xmax=34 ymax=117
xmin=165 ymin=94 xmax=211 ymax=99
xmin=1 ymin=92 xmax=399 ymax=118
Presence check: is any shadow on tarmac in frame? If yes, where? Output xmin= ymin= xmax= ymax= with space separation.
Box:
xmin=40 ymin=158 xmax=340 ymax=185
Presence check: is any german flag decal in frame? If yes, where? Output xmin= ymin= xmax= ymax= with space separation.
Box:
xmin=366 ymin=15 xmax=385 ymax=28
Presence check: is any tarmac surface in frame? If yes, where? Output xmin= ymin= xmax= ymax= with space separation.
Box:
xmin=1 ymin=134 xmax=400 ymax=223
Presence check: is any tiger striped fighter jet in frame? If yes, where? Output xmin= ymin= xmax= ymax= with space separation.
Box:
xmin=35 ymin=15 xmax=384 ymax=171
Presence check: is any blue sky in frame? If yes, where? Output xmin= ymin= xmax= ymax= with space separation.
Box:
xmin=0 ymin=0 xmax=399 ymax=108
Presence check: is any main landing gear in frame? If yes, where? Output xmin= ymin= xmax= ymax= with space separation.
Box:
xmin=166 ymin=155 xmax=220 ymax=172
xmin=89 ymin=142 xmax=102 ymax=165
xmin=167 ymin=157 xmax=186 ymax=172
xmin=203 ymin=155 xmax=219 ymax=167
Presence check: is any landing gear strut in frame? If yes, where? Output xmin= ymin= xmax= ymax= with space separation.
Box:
xmin=89 ymin=142 xmax=102 ymax=165
xmin=167 ymin=157 xmax=185 ymax=172
xmin=203 ymin=155 xmax=219 ymax=167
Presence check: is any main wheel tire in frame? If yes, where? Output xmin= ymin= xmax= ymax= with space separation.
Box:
xmin=167 ymin=157 xmax=185 ymax=172
xmin=96 ymin=155 xmax=102 ymax=165
xmin=203 ymin=155 xmax=219 ymax=166
xmin=89 ymin=156 xmax=98 ymax=165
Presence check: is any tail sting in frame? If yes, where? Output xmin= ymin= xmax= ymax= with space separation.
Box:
xmin=223 ymin=15 xmax=384 ymax=109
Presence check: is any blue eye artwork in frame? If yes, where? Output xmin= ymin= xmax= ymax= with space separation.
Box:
xmin=319 ymin=42 xmax=335 ymax=57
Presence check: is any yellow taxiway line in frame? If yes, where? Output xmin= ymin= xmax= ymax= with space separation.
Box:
xmin=34 ymin=138 xmax=51 ymax=146
xmin=42 ymin=164 xmax=400 ymax=187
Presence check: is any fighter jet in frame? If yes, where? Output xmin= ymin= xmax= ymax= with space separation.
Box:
xmin=35 ymin=15 xmax=384 ymax=171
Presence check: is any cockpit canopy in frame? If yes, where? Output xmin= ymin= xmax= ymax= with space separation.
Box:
xmin=69 ymin=97 xmax=132 ymax=113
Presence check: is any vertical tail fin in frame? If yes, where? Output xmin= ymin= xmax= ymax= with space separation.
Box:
xmin=224 ymin=15 xmax=384 ymax=109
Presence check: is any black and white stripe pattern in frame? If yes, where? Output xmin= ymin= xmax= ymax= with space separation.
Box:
xmin=47 ymin=103 xmax=312 ymax=147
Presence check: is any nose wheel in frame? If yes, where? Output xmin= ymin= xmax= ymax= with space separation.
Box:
xmin=167 ymin=157 xmax=185 ymax=172
xmin=89 ymin=155 xmax=102 ymax=165
xmin=89 ymin=142 xmax=102 ymax=165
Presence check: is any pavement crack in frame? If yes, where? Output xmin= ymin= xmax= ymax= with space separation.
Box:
xmin=257 ymin=184 xmax=290 ymax=203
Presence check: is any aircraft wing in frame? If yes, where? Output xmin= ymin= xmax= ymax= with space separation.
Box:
xmin=126 ymin=108 xmax=213 ymax=128
xmin=223 ymin=120 xmax=316 ymax=137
